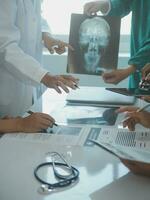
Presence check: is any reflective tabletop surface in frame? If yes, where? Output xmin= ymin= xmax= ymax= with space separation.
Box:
xmin=0 ymin=88 xmax=149 ymax=200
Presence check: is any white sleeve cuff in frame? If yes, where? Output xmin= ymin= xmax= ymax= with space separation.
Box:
xmin=33 ymin=67 xmax=48 ymax=85
xmin=41 ymin=18 xmax=51 ymax=34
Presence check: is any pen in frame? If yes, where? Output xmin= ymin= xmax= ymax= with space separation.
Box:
xmin=27 ymin=110 xmax=58 ymax=127
xmin=121 ymin=104 xmax=150 ymax=123
xmin=74 ymin=84 xmax=80 ymax=89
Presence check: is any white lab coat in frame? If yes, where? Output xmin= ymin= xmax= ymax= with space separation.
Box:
xmin=0 ymin=0 xmax=49 ymax=117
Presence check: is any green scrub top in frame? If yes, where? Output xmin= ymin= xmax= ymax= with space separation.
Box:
xmin=109 ymin=0 xmax=150 ymax=88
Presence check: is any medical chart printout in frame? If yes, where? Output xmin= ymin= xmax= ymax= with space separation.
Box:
xmin=92 ymin=128 xmax=150 ymax=163
xmin=1 ymin=124 xmax=102 ymax=146
xmin=2 ymin=126 xmax=150 ymax=149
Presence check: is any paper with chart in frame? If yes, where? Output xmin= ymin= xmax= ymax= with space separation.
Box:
xmin=1 ymin=124 xmax=102 ymax=147
xmin=92 ymin=128 xmax=150 ymax=163
xmin=2 ymin=125 xmax=150 ymax=162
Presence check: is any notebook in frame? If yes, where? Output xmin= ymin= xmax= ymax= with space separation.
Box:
xmin=66 ymin=87 xmax=135 ymax=106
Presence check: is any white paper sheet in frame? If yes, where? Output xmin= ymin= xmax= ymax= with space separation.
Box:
xmin=1 ymin=124 xmax=102 ymax=147
xmin=92 ymin=127 xmax=150 ymax=162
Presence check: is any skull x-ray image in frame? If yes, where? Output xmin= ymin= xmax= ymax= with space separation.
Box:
xmin=67 ymin=14 xmax=121 ymax=75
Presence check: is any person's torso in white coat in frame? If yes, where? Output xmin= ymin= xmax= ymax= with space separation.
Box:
xmin=0 ymin=0 xmax=48 ymax=117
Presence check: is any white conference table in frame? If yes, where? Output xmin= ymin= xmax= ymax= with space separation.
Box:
xmin=0 ymin=87 xmax=150 ymax=200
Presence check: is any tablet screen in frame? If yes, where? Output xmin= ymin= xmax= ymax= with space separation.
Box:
xmin=106 ymin=88 xmax=150 ymax=96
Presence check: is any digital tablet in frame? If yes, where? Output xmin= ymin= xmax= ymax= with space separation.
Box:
xmin=66 ymin=87 xmax=135 ymax=105
xmin=106 ymin=88 xmax=150 ymax=96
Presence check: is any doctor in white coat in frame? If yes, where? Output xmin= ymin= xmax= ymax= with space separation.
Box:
xmin=0 ymin=0 xmax=78 ymax=117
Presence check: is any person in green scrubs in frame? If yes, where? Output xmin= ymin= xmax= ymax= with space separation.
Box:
xmin=84 ymin=0 xmax=150 ymax=88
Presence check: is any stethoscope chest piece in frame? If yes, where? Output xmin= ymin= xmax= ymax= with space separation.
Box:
xmin=38 ymin=185 xmax=54 ymax=195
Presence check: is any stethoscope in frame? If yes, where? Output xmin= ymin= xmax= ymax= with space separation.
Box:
xmin=34 ymin=152 xmax=79 ymax=194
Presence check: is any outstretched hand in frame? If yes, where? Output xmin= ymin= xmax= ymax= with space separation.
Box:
xmin=41 ymin=73 xmax=79 ymax=93
xmin=83 ymin=1 xmax=110 ymax=16
xmin=18 ymin=113 xmax=55 ymax=133
xmin=43 ymin=33 xmax=74 ymax=55
xmin=116 ymin=106 xmax=150 ymax=131
xmin=102 ymin=66 xmax=136 ymax=85
xmin=102 ymin=70 xmax=128 ymax=84
xmin=120 ymin=158 xmax=150 ymax=177
xmin=84 ymin=1 xmax=101 ymax=16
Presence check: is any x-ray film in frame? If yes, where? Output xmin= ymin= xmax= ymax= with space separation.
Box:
xmin=67 ymin=14 xmax=121 ymax=75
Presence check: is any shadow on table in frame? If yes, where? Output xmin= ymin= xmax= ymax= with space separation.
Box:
xmin=90 ymin=173 xmax=150 ymax=200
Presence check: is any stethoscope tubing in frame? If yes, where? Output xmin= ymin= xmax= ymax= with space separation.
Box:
xmin=34 ymin=162 xmax=79 ymax=189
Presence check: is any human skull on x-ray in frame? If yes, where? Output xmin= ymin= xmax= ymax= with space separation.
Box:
xmin=79 ymin=17 xmax=111 ymax=74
